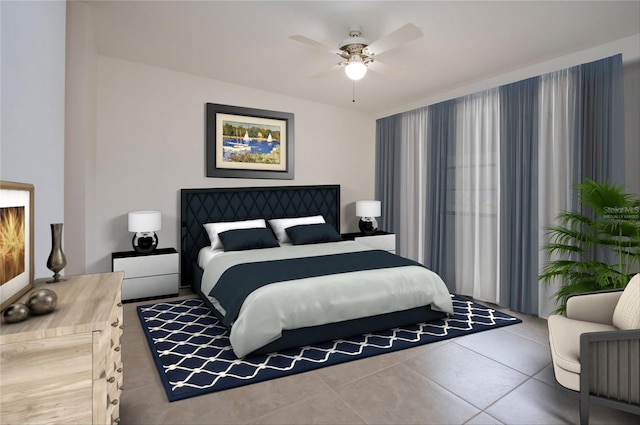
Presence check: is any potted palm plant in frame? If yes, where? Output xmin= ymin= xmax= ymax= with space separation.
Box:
xmin=539 ymin=178 xmax=640 ymax=314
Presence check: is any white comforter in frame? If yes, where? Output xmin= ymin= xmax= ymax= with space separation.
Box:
xmin=200 ymin=241 xmax=453 ymax=357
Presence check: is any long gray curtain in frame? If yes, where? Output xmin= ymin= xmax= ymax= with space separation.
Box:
xmin=375 ymin=54 xmax=625 ymax=315
xmin=499 ymin=78 xmax=540 ymax=315
xmin=425 ymin=101 xmax=457 ymax=290
xmin=578 ymin=55 xmax=625 ymax=187
xmin=375 ymin=115 xmax=402 ymax=235
xmin=577 ymin=56 xmax=626 ymax=266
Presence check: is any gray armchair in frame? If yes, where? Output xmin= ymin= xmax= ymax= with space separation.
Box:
xmin=547 ymin=273 xmax=640 ymax=424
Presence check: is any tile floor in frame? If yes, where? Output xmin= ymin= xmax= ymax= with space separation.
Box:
xmin=119 ymin=292 xmax=639 ymax=424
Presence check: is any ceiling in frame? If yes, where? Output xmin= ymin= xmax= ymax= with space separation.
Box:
xmin=86 ymin=1 xmax=640 ymax=116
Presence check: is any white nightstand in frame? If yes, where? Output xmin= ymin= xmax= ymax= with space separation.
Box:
xmin=112 ymin=248 xmax=179 ymax=302
xmin=341 ymin=231 xmax=396 ymax=254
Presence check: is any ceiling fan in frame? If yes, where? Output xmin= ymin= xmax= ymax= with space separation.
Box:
xmin=290 ymin=23 xmax=423 ymax=81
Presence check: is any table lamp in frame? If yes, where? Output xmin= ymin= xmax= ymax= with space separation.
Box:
xmin=356 ymin=200 xmax=381 ymax=236
xmin=128 ymin=210 xmax=161 ymax=254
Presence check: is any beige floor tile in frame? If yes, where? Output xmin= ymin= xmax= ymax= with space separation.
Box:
xmin=121 ymin=340 xmax=162 ymax=391
xmin=404 ymin=342 xmax=528 ymax=409
xmin=485 ymin=378 xmax=580 ymax=424
xmin=252 ymin=390 xmax=365 ymax=424
xmin=119 ymin=383 xmax=170 ymax=424
xmin=531 ymin=363 xmax=559 ymax=388
xmin=454 ymin=328 xmax=551 ymax=376
xmin=487 ymin=377 xmax=640 ymax=425
xmin=121 ymin=370 xmax=330 ymax=424
xmin=465 ymin=411 xmax=504 ymax=425
xmin=498 ymin=313 xmax=550 ymax=347
xmin=391 ymin=338 xmax=454 ymax=361
xmin=313 ymin=340 xmax=450 ymax=389
xmin=120 ymin=317 xmax=162 ymax=390
xmin=334 ymin=363 xmax=479 ymax=424
xmin=196 ymin=371 xmax=331 ymax=423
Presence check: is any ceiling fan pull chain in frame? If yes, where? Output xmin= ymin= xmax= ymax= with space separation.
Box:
xmin=352 ymin=81 xmax=356 ymax=103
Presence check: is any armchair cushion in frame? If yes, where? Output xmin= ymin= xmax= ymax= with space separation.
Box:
xmin=612 ymin=273 xmax=640 ymax=330
xmin=566 ymin=291 xmax=621 ymax=325
xmin=548 ymin=315 xmax=616 ymax=376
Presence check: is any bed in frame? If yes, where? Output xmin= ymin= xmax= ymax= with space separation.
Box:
xmin=181 ymin=185 xmax=453 ymax=357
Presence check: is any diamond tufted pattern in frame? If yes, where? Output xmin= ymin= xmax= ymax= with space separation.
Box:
xmin=180 ymin=185 xmax=340 ymax=287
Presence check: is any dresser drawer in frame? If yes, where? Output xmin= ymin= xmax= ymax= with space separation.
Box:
xmin=94 ymin=301 xmax=123 ymax=378
xmin=1 ymin=333 xmax=94 ymax=425
xmin=91 ymin=293 xmax=123 ymax=425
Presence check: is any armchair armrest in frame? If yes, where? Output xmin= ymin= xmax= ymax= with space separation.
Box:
xmin=566 ymin=289 xmax=622 ymax=325
xmin=580 ymin=329 xmax=640 ymax=407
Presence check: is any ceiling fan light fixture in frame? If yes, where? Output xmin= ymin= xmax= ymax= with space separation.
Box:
xmin=345 ymin=55 xmax=367 ymax=81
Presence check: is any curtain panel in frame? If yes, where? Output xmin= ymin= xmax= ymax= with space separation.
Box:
xmin=375 ymin=115 xmax=401 ymax=235
xmin=454 ymin=90 xmax=501 ymax=303
xmin=499 ymin=78 xmax=540 ymax=315
xmin=375 ymin=54 xmax=625 ymax=317
xmin=537 ymin=68 xmax=580 ymax=318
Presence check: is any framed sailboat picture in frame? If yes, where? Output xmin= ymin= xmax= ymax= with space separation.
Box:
xmin=206 ymin=103 xmax=294 ymax=179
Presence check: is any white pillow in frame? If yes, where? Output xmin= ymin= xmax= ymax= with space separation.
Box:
xmin=268 ymin=215 xmax=325 ymax=244
xmin=613 ymin=273 xmax=640 ymax=330
xmin=203 ymin=219 xmax=266 ymax=250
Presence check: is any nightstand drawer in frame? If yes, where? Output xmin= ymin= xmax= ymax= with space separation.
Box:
xmin=113 ymin=252 xmax=178 ymax=279
xmin=121 ymin=274 xmax=178 ymax=301
xmin=354 ymin=233 xmax=396 ymax=252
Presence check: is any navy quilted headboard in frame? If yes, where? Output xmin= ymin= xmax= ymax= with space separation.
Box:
xmin=180 ymin=185 xmax=340 ymax=287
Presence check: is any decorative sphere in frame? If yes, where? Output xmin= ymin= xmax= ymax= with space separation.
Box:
xmin=3 ymin=303 xmax=30 ymax=323
xmin=27 ymin=288 xmax=58 ymax=315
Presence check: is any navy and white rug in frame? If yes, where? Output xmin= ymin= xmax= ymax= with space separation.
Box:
xmin=137 ymin=295 xmax=522 ymax=402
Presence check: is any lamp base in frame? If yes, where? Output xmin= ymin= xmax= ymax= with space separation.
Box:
xmin=358 ymin=217 xmax=378 ymax=236
xmin=132 ymin=232 xmax=158 ymax=254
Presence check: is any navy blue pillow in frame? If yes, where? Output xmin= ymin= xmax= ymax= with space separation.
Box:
xmin=286 ymin=223 xmax=342 ymax=245
xmin=218 ymin=228 xmax=280 ymax=252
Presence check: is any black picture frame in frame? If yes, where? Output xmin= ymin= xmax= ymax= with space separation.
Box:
xmin=206 ymin=103 xmax=294 ymax=179
xmin=0 ymin=180 xmax=35 ymax=311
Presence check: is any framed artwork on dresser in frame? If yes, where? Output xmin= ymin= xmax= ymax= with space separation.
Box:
xmin=0 ymin=180 xmax=34 ymax=310
xmin=206 ymin=103 xmax=295 ymax=180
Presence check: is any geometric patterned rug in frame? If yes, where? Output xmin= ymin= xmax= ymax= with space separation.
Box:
xmin=137 ymin=295 xmax=522 ymax=402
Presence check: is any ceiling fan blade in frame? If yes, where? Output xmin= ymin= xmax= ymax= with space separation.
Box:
xmin=365 ymin=23 xmax=423 ymax=56
xmin=309 ymin=64 xmax=342 ymax=79
xmin=367 ymin=59 xmax=405 ymax=77
xmin=289 ymin=35 xmax=339 ymax=55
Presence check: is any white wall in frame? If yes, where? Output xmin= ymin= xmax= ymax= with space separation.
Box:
xmin=85 ymin=56 xmax=375 ymax=274
xmin=64 ymin=1 xmax=97 ymax=276
xmin=0 ymin=0 xmax=67 ymax=279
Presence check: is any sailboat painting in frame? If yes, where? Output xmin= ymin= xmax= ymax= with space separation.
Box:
xmin=220 ymin=124 xmax=281 ymax=164
xmin=207 ymin=103 xmax=294 ymax=179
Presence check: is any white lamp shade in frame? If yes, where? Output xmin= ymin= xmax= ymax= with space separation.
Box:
xmin=128 ymin=210 xmax=162 ymax=232
xmin=356 ymin=200 xmax=381 ymax=218
xmin=345 ymin=57 xmax=367 ymax=81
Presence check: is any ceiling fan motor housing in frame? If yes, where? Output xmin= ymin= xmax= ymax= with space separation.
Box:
xmin=339 ymin=25 xmax=371 ymax=58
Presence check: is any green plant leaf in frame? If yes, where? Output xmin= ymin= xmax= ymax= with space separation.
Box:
xmin=539 ymin=178 xmax=640 ymax=313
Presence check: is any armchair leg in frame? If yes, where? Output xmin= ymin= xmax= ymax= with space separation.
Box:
xmin=579 ymin=392 xmax=589 ymax=425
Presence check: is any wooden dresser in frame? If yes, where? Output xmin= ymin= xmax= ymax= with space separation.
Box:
xmin=0 ymin=272 xmax=124 ymax=425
